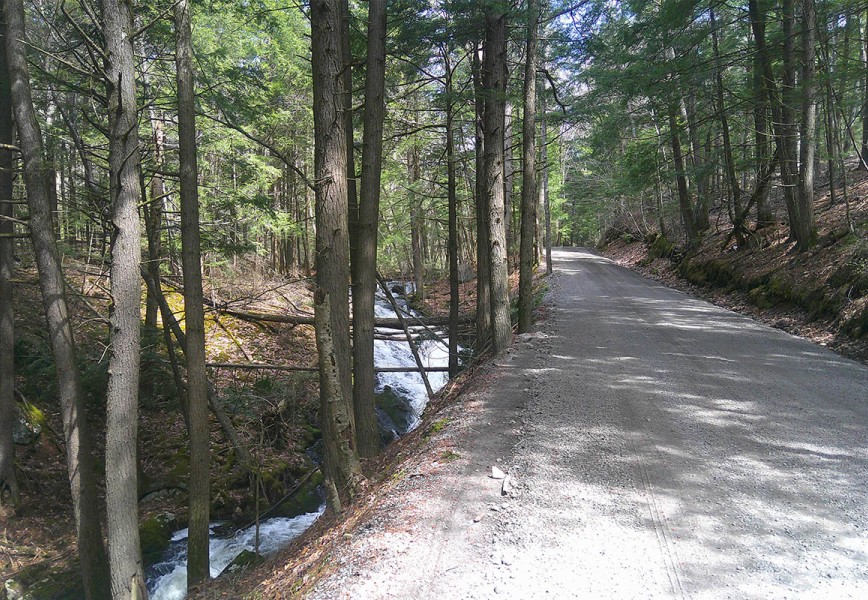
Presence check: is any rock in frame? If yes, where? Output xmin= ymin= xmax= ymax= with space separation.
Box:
xmin=219 ymin=549 xmax=264 ymax=576
xmin=13 ymin=402 xmax=45 ymax=445
xmin=4 ymin=579 xmax=31 ymax=600
xmin=139 ymin=512 xmax=178 ymax=567
xmin=490 ymin=466 xmax=507 ymax=480
xmin=501 ymin=475 xmax=513 ymax=496
xmin=275 ymin=471 xmax=324 ymax=519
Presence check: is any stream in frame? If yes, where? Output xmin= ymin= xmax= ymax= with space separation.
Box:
xmin=147 ymin=283 xmax=455 ymax=598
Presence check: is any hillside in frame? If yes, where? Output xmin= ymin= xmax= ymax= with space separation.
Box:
xmin=602 ymin=172 xmax=868 ymax=365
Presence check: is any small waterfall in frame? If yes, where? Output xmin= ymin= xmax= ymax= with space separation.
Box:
xmin=147 ymin=282 xmax=456 ymax=598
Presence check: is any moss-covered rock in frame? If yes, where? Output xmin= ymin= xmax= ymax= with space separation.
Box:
xmin=140 ymin=512 xmax=177 ymax=566
xmin=649 ymin=234 xmax=675 ymax=260
xmin=274 ymin=470 xmax=324 ymax=518
xmin=219 ymin=549 xmax=264 ymax=576
xmin=13 ymin=401 xmax=45 ymax=445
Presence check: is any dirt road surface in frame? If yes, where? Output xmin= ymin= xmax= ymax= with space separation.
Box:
xmin=308 ymin=247 xmax=868 ymax=599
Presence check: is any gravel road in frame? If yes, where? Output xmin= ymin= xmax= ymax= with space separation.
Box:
xmin=308 ymin=247 xmax=868 ymax=599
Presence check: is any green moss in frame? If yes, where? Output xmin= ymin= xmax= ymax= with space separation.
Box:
xmin=274 ymin=471 xmax=324 ymax=518
xmin=424 ymin=418 xmax=449 ymax=439
xmin=139 ymin=513 xmax=177 ymax=566
xmin=440 ymin=450 xmax=461 ymax=462
xmin=220 ymin=549 xmax=264 ymax=576
xmin=648 ymin=234 xmax=675 ymax=259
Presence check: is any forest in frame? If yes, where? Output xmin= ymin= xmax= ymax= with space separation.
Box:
xmin=1 ymin=0 xmax=867 ymax=598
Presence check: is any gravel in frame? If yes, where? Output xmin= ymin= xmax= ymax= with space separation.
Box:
xmin=307 ymin=247 xmax=868 ymax=599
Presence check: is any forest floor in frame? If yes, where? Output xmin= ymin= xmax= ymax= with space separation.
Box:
xmin=211 ymin=247 xmax=867 ymax=599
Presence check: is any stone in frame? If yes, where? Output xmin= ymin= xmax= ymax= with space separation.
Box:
xmin=490 ymin=466 xmax=507 ymax=480
xmin=219 ymin=549 xmax=264 ymax=576
xmin=12 ymin=402 xmax=44 ymax=446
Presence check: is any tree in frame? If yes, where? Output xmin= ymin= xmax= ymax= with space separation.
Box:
xmin=0 ymin=11 xmax=19 ymax=509
xmin=353 ymin=0 xmax=388 ymax=458
xmin=518 ymin=0 xmax=539 ymax=334
xmin=311 ymin=0 xmax=363 ymax=511
xmin=482 ymin=4 xmax=512 ymax=354
xmin=101 ymin=0 xmax=147 ymax=594
xmin=176 ymin=0 xmax=212 ymax=586
xmin=3 ymin=0 xmax=110 ymax=596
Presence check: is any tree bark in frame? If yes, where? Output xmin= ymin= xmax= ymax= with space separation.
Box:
xmin=472 ymin=45 xmax=491 ymax=350
xmin=482 ymin=6 xmax=512 ymax=355
xmin=311 ymin=0 xmax=362 ymax=512
xmin=796 ymin=0 xmax=818 ymax=250
xmin=0 ymin=12 xmax=19 ymax=508
xmin=517 ymin=0 xmax=538 ymax=334
xmin=175 ymin=0 xmax=211 ymax=587
xmin=710 ymin=8 xmax=741 ymax=225
xmin=540 ymin=81 xmax=552 ymax=274
xmin=445 ymin=50 xmax=460 ymax=379
xmin=3 ymin=0 xmax=111 ymax=597
xmin=668 ymin=105 xmax=698 ymax=243
xmin=780 ymin=0 xmax=801 ymax=243
xmin=101 ymin=0 xmax=147 ymax=595
xmin=861 ymin=6 xmax=868 ymax=166
xmin=408 ymin=144 xmax=425 ymax=300
xmin=352 ymin=0 xmax=387 ymax=459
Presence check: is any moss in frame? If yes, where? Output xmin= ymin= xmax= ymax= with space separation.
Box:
xmin=440 ymin=450 xmax=461 ymax=462
xmin=649 ymin=234 xmax=675 ymax=259
xmin=424 ymin=418 xmax=449 ymax=439
xmin=274 ymin=471 xmax=324 ymax=518
xmin=220 ymin=549 xmax=264 ymax=576
xmin=139 ymin=513 xmax=177 ymax=566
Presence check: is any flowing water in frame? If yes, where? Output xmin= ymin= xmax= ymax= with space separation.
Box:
xmin=146 ymin=283 xmax=455 ymax=598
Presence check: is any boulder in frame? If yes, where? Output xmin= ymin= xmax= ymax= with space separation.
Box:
xmin=13 ymin=402 xmax=44 ymax=446
xmin=219 ymin=549 xmax=264 ymax=576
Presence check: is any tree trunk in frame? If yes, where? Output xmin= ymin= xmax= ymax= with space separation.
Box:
xmin=175 ymin=0 xmax=211 ymax=587
xmin=352 ymin=0 xmax=386 ymax=459
xmin=445 ymin=50 xmax=460 ymax=378
xmin=4 ymin=0 xmax=111 ymax=597
xmin=311 ymin=0 xmax=362 ymax=512
xmin=796 ymin=0 xmax=818 ymax=250
xmin=408 ymin=144 xmax=425 ymax=300
xmin=540 ymin=79 xmax=552 ymax=274
xmin=668 ymin=105 xmax=698 ymax=243
xmin=517 ymin=0 xmax=538 ymax=334
xmin=483 ymin=6 xmax=512 ymax=354
xmin=780 ymin=0 xmax=801 ymax=243
xmin=472 ymin=45 xmax=491 ymax=350
xmin=748 ymin=0 xmax=777 ymax=228
xmin=861 ymin=6 xmax=868 ymax=166
xmin=144 ymin=112 xmax=165 ymax=331
xmin=0 ymin=13 xmax=19 ymax=508
xmin=101 ymin=0 xmax=147 ymax=595
xmin=503 ymin=102 xmax=514 ymax=270
xmin=710 ymin=8 xmax=741 ymax=225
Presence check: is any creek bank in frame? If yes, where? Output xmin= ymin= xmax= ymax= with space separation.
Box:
xmin=146 ymin=282 xmax=458 ymax=598
xmin=603 ymin=226 xmax=868 ymax=363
